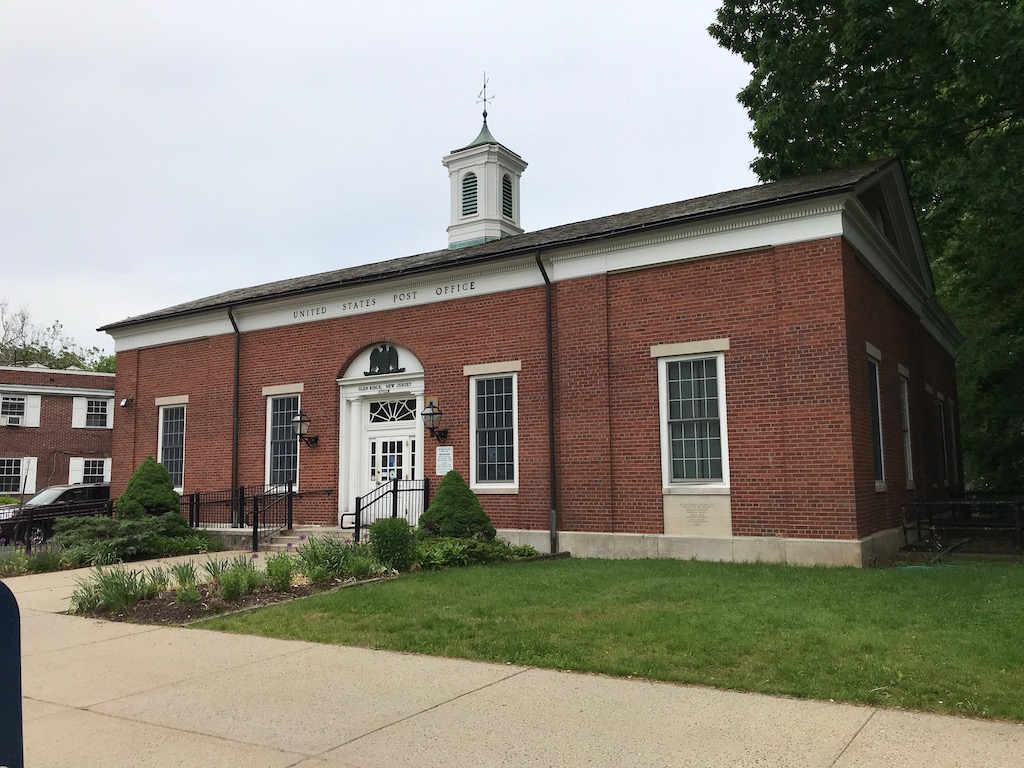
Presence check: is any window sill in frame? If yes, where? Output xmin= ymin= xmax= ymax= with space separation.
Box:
xmin=663 ymin=485 xmax=730 ymax=496
xmin=875 ymin=481 xmax=887 ymax=493
xmin=472 ymin=485 xmax=518 ymax=495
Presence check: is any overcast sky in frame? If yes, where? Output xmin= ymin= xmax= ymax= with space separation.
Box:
xmin=0 ymin=1 xmax=758 ymax=356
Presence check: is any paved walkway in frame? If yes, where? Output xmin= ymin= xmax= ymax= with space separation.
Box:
xmin=5 ymin=556 xmax=1024 ymax=767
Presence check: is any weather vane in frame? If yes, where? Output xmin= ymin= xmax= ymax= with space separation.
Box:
xmin=477 ymin=72 xmax=494 ymax=122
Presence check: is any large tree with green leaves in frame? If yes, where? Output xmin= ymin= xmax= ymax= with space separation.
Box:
xmin=710 ymin=1 xmax=1024 ymax=491
xmin=0 ymin=299 xmax=114 ymax=372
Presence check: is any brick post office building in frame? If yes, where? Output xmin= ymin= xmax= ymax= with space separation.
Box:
xmin=1 ymin=364 xmax=115 ymax=497
xmin=101 ymin=121 xmax=962 ymax=566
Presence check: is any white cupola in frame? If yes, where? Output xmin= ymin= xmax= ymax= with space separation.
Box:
xmin=442 ymin=111 xmax=527 ymax=249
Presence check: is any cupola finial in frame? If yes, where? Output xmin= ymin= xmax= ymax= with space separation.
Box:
xmin=477 ymin=72 xmax=493 ymax=123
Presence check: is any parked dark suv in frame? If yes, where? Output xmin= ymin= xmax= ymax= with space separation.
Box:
xmin=0 ymin=482 xmax=112 ymax=547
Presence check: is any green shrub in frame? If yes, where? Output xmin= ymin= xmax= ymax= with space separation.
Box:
xmin=170 ymin=561 xmax=199 ymax=589
xmin=295 ymin=536 xmax=381 ymax=583
xmin=510 ymin=544 xmax=540 ymax=558
xmin=52 ymin=508 xmax=219 ymax=566
xmin=0 ymin=495 xmax=19 ymax=506
xmin=265 ymin=552 xmax=295 ymax=592
xmin=368 ymin=517 xmax=418 ymax=571
xmin=26 ymin=544 xmax=65 ymax=573
xmin=116 ymin=457 xmax=180 ymax=519
xmin=218 ymin=568 xmax=246 ymax=600
xmin=144 ymin=566 xmax=171 ymax=595
xmin=69 ymin=574 xmax=102 ymax=613
xmin=95 ymin=566 xmax=148 ymax=613
xmin=176 ymin=583 xmax=200 ymax=604
xmin=418 ymin=471 xmax=495 ymax=540
xmin=417 ymin=538 xmax=470 ymax=570
xmin=0 ymin=548 xmax=29 ymax=577
xmin=155 ymin=511 xmax=192 ymax=537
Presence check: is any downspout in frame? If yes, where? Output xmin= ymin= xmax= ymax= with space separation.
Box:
xmin=227 ymin=307 xmax=241 ymax=512
xmin=535 ymin=253 xmax=559 ymax=554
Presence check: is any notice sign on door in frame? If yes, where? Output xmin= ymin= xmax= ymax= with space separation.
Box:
xmin=435 ymin=445 xmax=453 ymax=476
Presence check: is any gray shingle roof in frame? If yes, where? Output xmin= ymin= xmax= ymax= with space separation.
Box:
xmin=99 ymin=157 xmax=896 ymax=331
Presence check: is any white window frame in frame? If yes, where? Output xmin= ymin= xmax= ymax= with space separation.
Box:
xmin=1 ymin=393 xmax=40 ymax=427
xmin=898 ymin=366 xmax=914 ymax=489
xmin=264 ymin=388 xmax=302 ymax=491
xmin=72 ymin=397 xmax=114 ymax=429
xmin=465 ymin=362 xmax=520 ymax=493
xmin=937 ymin=393 xmax=950 ymax=487
xmin=867 ymin=352 xmax=886 ymax=491
xmin=157 ymin=400 xmax=187 ymax=492
xmin=655 ymin=345 xmax=731 ymax=490
xmin=0 ymin=457 xmax=36 ymax=495
xmin=69 ymin=457 xmax=112 ymax=484
xmin=947 ymin=399 xmax=959 ymax=486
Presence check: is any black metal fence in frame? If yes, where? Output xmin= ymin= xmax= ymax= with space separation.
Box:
xmin=1 ymin=500 xmax=114 ymax=555
xmin=345 ymin=479 xmax=429 ymax=542
xmin=903 ymin=498 xmax=1024 ymax=549
xmin=181 ymin=484 xmax=294 ymax=552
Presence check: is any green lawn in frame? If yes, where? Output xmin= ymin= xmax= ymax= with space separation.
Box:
xmin=197 ymin=557 xmax=1024 ymax=720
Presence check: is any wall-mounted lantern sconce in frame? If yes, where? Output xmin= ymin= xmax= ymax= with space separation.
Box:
xmin=291 ymin=411 xmax=319 ymax=447
xmin=421 ymin=401 xmax=449 ymax=443
xmin=119 ymin=397 xmax=133 ymax=407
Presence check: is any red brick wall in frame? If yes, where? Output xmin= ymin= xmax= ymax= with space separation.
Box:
xmin=111 ymin=235 xmax=959 ymax=541
xmin=1 ymin=368 xmax=114 ymax=496
xmin=599 ymin=239 xmax=859 ymax=539
xmin=842 ymin=242 xmax=961 ymax=537
xmin=113 ymin=287 xmax=554 ymax=529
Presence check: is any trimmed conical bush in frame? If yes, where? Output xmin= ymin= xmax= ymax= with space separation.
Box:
xmin=419 ymin=470 xmax=496 ymax=540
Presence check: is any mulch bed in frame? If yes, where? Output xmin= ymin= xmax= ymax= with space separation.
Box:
xmin=80 ymin=582 xmax=326 ymax=625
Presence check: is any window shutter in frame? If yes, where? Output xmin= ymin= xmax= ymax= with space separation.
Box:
xmin=103 ymin=458 xmax=112 ymax=482
xmin=72 ymin=397 xmax=87 ymax=428
xmin=69 ymin=457 xmax=85 ymax=484
xmin=22 ymin=457 xmax=37 ymax=494
xmin=106 ymin=398 xmax=114 ymax=428
xmin=24 ymin=395 xmax=41 ymax=428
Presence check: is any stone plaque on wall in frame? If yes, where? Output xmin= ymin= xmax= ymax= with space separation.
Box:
xmin=663 ymin=493 xmax=732 ymax=537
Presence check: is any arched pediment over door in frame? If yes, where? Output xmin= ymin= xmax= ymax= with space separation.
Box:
xmin=336 ymin=343 xmax=426 ymax=528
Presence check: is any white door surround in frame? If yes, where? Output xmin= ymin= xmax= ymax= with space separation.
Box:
xmin=337 ymin=344 xmax=425 ymax=526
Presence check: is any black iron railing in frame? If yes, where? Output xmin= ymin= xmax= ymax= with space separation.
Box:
xmin=345 ymin=479 xmax=429 ymax=542
xmin=903 ymin=499 xmax=1024 ymax=548
xmin=181 ymin=483 xmax=294 ymax=552
xmin=2 ymin=500 xmax=114 ymax=555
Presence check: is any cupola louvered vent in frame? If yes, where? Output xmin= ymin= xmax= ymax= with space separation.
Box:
xmin=462 ymin=173 xmax=478 ymax=216
xmin=502 ymin=174 xmax=513 ymax=218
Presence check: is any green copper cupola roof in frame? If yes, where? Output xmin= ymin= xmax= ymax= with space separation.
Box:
xmin=450 ymin=112 xmax=522 ymax=158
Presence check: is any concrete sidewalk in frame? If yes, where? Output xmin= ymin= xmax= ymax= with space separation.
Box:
xmin=5 ymin=557 xmax=1024 ymax=767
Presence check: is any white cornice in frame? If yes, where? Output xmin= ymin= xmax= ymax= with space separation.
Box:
xmin=110 ymin=257 xmax=545 ymax=352
xmin=0 ymin=384 xmax=114 ymax=397
xmin=549 ymin=199 xmax=847 ymax=281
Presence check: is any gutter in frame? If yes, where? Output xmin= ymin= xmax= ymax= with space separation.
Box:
xmin=227 ymin=307 xmax=241 ymax=525
xmin=535 ymin=253 xmax=559 ymax=554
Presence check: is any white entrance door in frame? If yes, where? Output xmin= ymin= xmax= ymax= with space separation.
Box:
xmin=367 ymin=434 xmax=415 ymax=487
xmin=358 ymin=397 xmax=420 ymax=525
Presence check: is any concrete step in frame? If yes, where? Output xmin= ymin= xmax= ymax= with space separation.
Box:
xmin=259 ymin=526 xmax=354 ymax=554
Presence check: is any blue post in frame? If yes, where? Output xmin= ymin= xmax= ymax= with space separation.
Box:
xmin=0 ymin=580 xmax=24 ymax=768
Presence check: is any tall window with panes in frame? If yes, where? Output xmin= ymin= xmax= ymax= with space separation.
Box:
xmin=159 ymin=405 xmax=186 ymax=489
xmin=1 ymin=395 xmax=25 ymax=425
xmin=83 ymin=459 xmax=106 ymax=484
xmin=474 ymin=376 xmax=515 ymax=483
xmin=86 ymin=399 xmax=108 ymax=427
xmin=868 ymin=359 xmax=885 ymax=485
xmin=269 ymin=395 xmax=299 ymax=486
xmin=666 ymin=356 xmax=725 ymax=482
xmin=0 ymin=458 xmax=22 ymax=494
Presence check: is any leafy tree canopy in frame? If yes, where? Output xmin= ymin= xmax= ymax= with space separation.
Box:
xmin=710 ymin=0 xmax=1024 ymax=491
xmin=1 ymin=298 xmax=113 ymax=372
